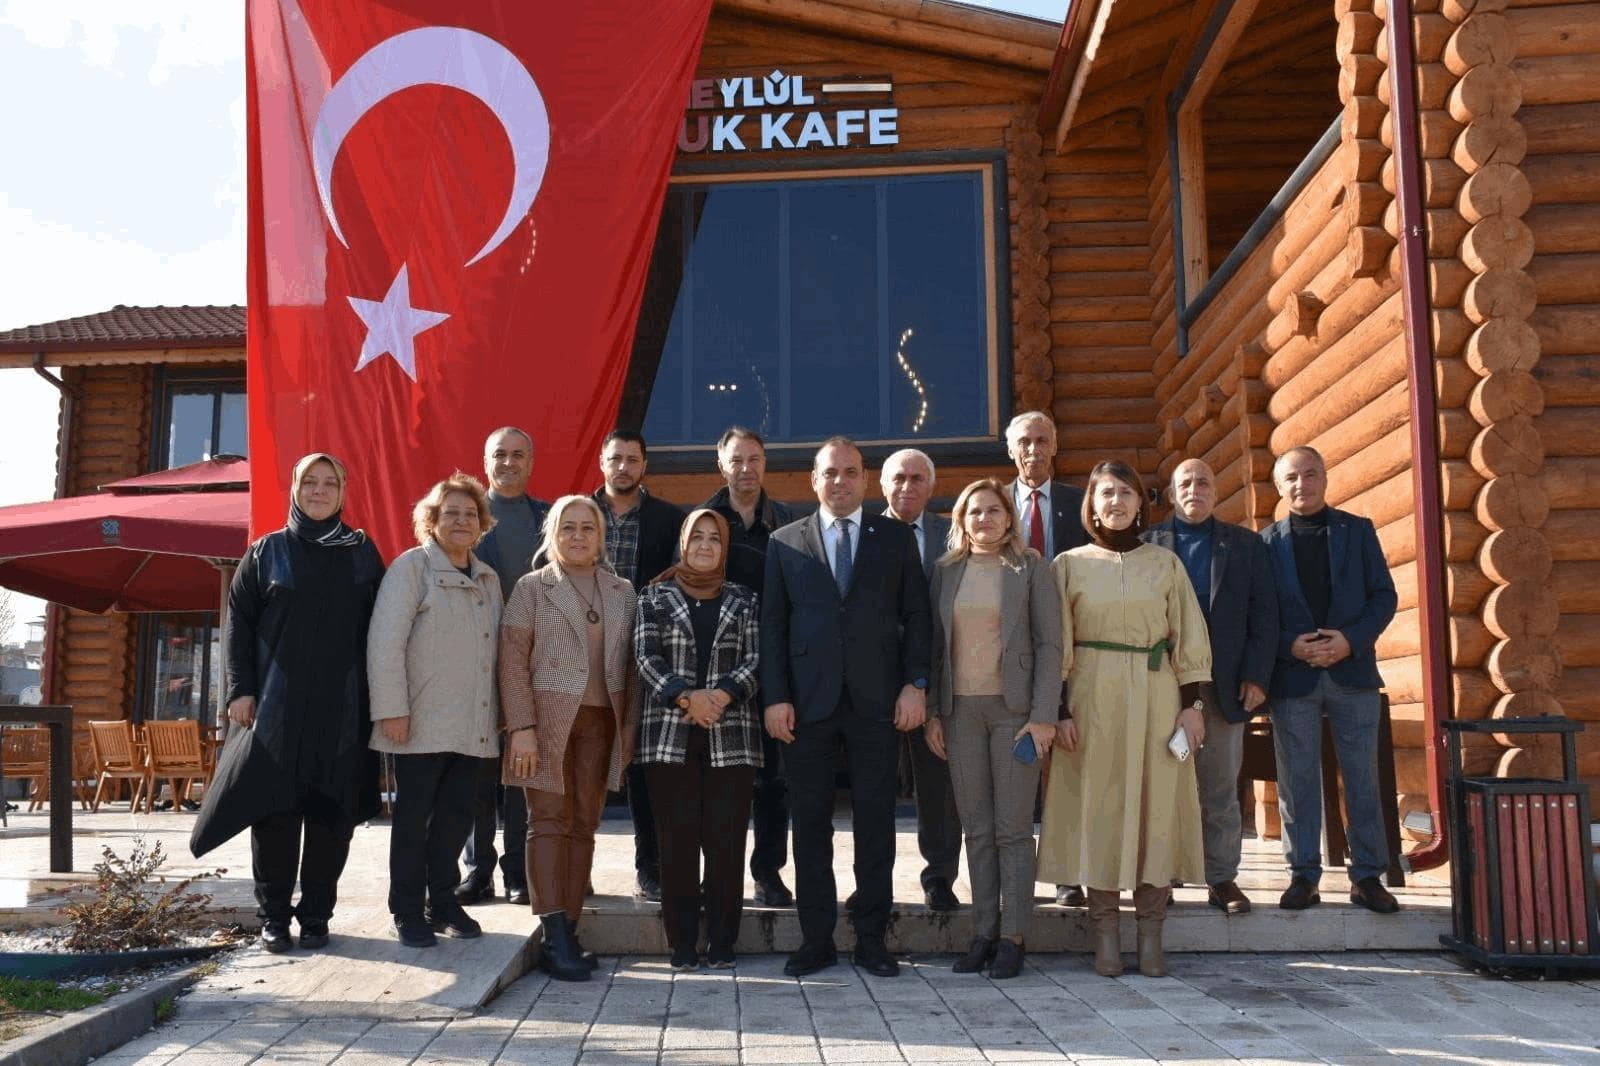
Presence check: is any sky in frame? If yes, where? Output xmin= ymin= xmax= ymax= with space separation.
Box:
xmin=0 ymin=0 xmax=1065 ymax=635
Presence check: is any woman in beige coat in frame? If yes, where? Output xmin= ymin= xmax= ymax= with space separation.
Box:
xmin=498 ymin=494 xmax=638 ymax=982
xmin=924 ymin=479 xmax=1062 ymax=980
xmin=368 ymin=473 xmax=503 ymax=949
xmin=1037 ymin=459 xmax=1214 ymax=979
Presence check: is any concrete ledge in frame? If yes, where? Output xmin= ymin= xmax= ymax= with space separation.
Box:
xmin=574 ymin=896 xmax=1452 ymax=955
xmin=0 ymin=963 xmax=206 ymax=1066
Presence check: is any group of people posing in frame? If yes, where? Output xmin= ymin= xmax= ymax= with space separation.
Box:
xmin=191 ymin=409 xmax=1400 ymax=985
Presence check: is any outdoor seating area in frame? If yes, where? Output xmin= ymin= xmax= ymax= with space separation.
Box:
xmin=0 ymin=718 xmax=217 ymax=819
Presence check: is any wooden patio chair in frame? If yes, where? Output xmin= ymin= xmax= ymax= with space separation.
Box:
xmin=87 ymin=719 xmax=151 ymax=813
xmin=143 ymin=720 xmax=211 ymax=809
xmin=1 ymin=726 xmax=51 ymax=812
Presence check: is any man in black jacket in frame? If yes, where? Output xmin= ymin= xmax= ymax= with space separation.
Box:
xmin=703 ymin=426 xmax=804 ymax=907
xmin=762 ymin=437 xmax=932 ymax=978
xmin=1144 ymin=458 xmax=1277 ymax=914
xmin=593 ymin=429 xmax=687 ymax=902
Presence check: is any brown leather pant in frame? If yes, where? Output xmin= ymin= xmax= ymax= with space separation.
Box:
xmin=525 ymin=705 xmax=615 ymax=922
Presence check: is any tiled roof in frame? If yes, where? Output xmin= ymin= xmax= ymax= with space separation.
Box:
xmin=0 ymin=305 xmax=245 ymax=353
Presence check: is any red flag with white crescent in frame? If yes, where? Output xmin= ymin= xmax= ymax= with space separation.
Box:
xmin=245 ymin=0 xmax=712 ymax=556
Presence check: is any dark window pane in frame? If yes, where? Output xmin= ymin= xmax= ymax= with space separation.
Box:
xmin=787 ymin=182 xmax=880 ymax=439
xmin=637 ymin=169 xmax=993 ymax=447
xmin=886 ymin=176 xmax=988 ymax=439
xmin=218 ymin=391 xmax=248 ymax=456
xmin=166 ymin=393 xmax=215 ymax=468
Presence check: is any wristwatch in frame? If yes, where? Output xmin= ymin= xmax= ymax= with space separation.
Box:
xmin=912 ymin=677 xmax=929 ymax=690
xmin=1187 ymin=699 xmax=1203 ymax=714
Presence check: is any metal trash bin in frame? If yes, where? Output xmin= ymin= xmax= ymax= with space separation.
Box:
xmin=1442 ymin=717 xmax=1600 ymax=975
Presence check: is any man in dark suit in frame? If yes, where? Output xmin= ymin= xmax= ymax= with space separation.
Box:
xmin=702 ymin=426 xmax=805 ymax=907
xmin=878 ymin=447 xmax=961 ymax=913
xmin=762 ymin=436 xmax=932 ymax=977
xmin=1261 ymin=446 xmax=1399 ymax=915
xmin=593 ymin=429 xmax=687 ymax=903
xmin=1002 ymin=410 xmax=1089 ymax=906
xmin=1144 ymin=458 xmax=1277 ymax=914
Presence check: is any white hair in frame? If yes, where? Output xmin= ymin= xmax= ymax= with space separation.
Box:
xmin=881 ymin=447 xmax=936 ymax=485
xmin=1004 ymin=410 xmax=1056 ymax=445
xmin=1272 ymin=445 xmax=1326 ymax=481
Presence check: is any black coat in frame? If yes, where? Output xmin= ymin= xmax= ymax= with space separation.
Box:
xmin=1009 ymin=478 xmax=1089 ymax=556
xmin=760 ymin=511 xmax=932 ymax=724
xmin=191 ymin=530 xmax=384 ymax=857
xmin=1144 ymin=517 xmax=1278 ymax=723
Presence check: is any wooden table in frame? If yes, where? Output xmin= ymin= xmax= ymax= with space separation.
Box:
xmin=0 ymin=705 xmax=74 ymax=872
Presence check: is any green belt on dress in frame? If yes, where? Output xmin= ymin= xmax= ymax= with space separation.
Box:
xmin=1073 ymin=637 xmax=1170 ymax=671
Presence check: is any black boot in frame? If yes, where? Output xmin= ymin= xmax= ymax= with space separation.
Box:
xmin=540 ymin=911 xmax=590 ymax=982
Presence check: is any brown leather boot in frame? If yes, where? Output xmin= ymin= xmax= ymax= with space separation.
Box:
xmin=1133 ymin=883 xmax=1168 ymax=977
xmin=1086 ymin=888 xmax=1123 ymax=977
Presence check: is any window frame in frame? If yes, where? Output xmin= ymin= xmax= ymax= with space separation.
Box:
xmin=1167 ymin=0 xmax=1342 ymax=357
xmin=133 ymin=611 xmax=221 ymax=728
xmin=150 ymin=366 xmax=247 ymax=472
xmin=625 ymin=150 xmax=1013 ymax=472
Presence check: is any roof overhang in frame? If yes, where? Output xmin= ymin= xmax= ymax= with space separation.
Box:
xmin=0 ymin=346 xmax=245 ymax=370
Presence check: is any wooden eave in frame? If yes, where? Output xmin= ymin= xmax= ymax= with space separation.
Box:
xmin=0 ymin=345 xmax=245 ymax=370
xmin=713 ymin=0 xmax=1061 ymax=71
xmin=1039 ymin=0 xmax=1200 ymax=149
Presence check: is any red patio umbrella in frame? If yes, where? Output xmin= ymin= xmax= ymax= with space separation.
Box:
xmin=0 ymin=457 xmax=250 ymax=614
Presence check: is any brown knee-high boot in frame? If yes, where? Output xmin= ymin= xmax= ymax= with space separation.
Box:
xmin=1132 ymin=883 xmax=1168 ymax=977
xmin=1086 ymin=889 xmax=1123 ymax=977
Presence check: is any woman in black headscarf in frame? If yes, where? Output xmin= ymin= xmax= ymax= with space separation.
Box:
xmin=191 ymin=452 xmax=385 ymax=954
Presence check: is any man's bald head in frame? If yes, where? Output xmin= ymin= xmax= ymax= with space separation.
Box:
xmin=1170 ymin=458 xmax=1217 ymax=524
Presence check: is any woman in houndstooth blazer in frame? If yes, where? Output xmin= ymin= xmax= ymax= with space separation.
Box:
xmin=633 ymin=509 xmax=762 ymax=972
xmin=498 ymin=494 xmax=638 ymax=982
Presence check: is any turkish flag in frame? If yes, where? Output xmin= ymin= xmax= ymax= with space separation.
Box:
xmin=245 ymin=0 xmax=711 ymax=556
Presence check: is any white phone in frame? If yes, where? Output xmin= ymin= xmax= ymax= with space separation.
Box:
xmin=1168 ymin=725 xmax=1192 ymax=762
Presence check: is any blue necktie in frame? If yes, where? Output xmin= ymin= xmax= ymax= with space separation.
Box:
xmin=833 ymin=518 xmax=854 ymax=597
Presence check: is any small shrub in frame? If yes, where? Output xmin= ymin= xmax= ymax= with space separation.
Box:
xmin=58 ymin=839 xmax=225 ymax=952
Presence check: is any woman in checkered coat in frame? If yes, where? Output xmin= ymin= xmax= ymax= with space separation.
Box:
xmin=632 ymin=508 xmax=762 ymax=972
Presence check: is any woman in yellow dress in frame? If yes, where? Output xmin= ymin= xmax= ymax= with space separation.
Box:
xmin=1037 ymin=459 xmax=1214 ymax=978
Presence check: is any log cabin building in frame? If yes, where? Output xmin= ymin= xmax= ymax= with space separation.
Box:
xmin=1 ymin=0 xmax=1597 ymax=862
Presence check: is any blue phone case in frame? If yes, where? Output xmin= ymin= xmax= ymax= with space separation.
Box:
xmin=1011 ymin=732 xmax=1037 ymax=765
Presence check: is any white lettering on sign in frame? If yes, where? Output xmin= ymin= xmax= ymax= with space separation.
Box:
xmin=678 ymin=70 xmax=898 ymax=154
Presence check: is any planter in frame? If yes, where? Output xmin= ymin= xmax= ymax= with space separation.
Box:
xmin=0 ymin=942 xmax=230 ymax=980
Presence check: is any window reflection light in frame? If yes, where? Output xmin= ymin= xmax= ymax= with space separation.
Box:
xmin=894 ymin=327 xmax=928 ymax=434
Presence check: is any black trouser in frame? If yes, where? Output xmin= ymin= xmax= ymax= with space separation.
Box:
xmin=462 ymin=759 xmax=528 ymax=890
xmin=627 ymin=761 xmax=659 ymax=881
xmin=250 ymin=788 xmax=356 ymax=928
xmin=784 ymin=692 xmax=898 ymax=945
xmin=905 ymin=725 xmax=962 ymax=889
xmin=749 ymin=729 xmax=789 ymax=880
xmin=645 ymin=730 xmax=756 ymax=953
xmin=388 ymin=752 xmax=483 ymax=920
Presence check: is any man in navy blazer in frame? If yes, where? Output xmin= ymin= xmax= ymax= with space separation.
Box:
xmin=1261 ymin=446 xmax=1399 ymax=914
xmin=762 ymin=437 xmax=933 ymax=978
xmin=1144 ymin=458 xmax=1277 ymax=914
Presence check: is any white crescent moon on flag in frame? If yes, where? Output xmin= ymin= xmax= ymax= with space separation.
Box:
xmin=312 ymin=26 xmax=549 ymax=267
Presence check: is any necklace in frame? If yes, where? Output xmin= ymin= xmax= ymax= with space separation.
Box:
xmin=571 ymin=575 xmax=601 ymax=624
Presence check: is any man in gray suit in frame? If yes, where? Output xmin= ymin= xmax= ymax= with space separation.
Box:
xmin=1143 ymin=458 xmax=1277 ymax=913
xmin=880 ymin=448 xmax=962 ymax=912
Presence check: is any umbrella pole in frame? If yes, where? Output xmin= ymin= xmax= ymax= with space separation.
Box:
xmin=216 ymin=564 xmax=234 ymax=736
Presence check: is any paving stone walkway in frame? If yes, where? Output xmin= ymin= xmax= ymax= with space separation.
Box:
xmin=91 ymin=950 xmax=1600 ymax=1065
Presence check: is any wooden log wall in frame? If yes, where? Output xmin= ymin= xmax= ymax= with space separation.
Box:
xmin=51 ymin=364 xmax=153 ymax=727
xmin=1411 ymin=0 xmax=1590 ymax=807
xmin=1500 ymin=0 xmax=1600 ymax=803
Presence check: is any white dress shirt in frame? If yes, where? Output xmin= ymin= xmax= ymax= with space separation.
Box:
xmin=1014 ymin=479 xmax=1053 ymax=559
xmin=820 ymin=506 xmax=864 ymax=580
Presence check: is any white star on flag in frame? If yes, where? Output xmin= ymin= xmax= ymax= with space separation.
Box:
xmin=348 ymin=264 xmax=450 ymax=380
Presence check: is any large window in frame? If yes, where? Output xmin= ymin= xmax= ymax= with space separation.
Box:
xmin=157 ymin=370 xmax=246 ymax=469
xmin=138 ymin=613 xmax=221 ymax=726
xmin=629 ymin=162 xmax=1005 ymax=457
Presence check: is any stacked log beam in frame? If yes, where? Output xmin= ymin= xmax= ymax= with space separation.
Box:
xmin=1505 ymin=0 xmax=1600 ymax=802
xmin=1433 ymin=0 xmax=1570 ymax=792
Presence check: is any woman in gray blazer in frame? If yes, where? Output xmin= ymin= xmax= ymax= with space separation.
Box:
xmin=924 ymin=478 xmax=1063 ymax=979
